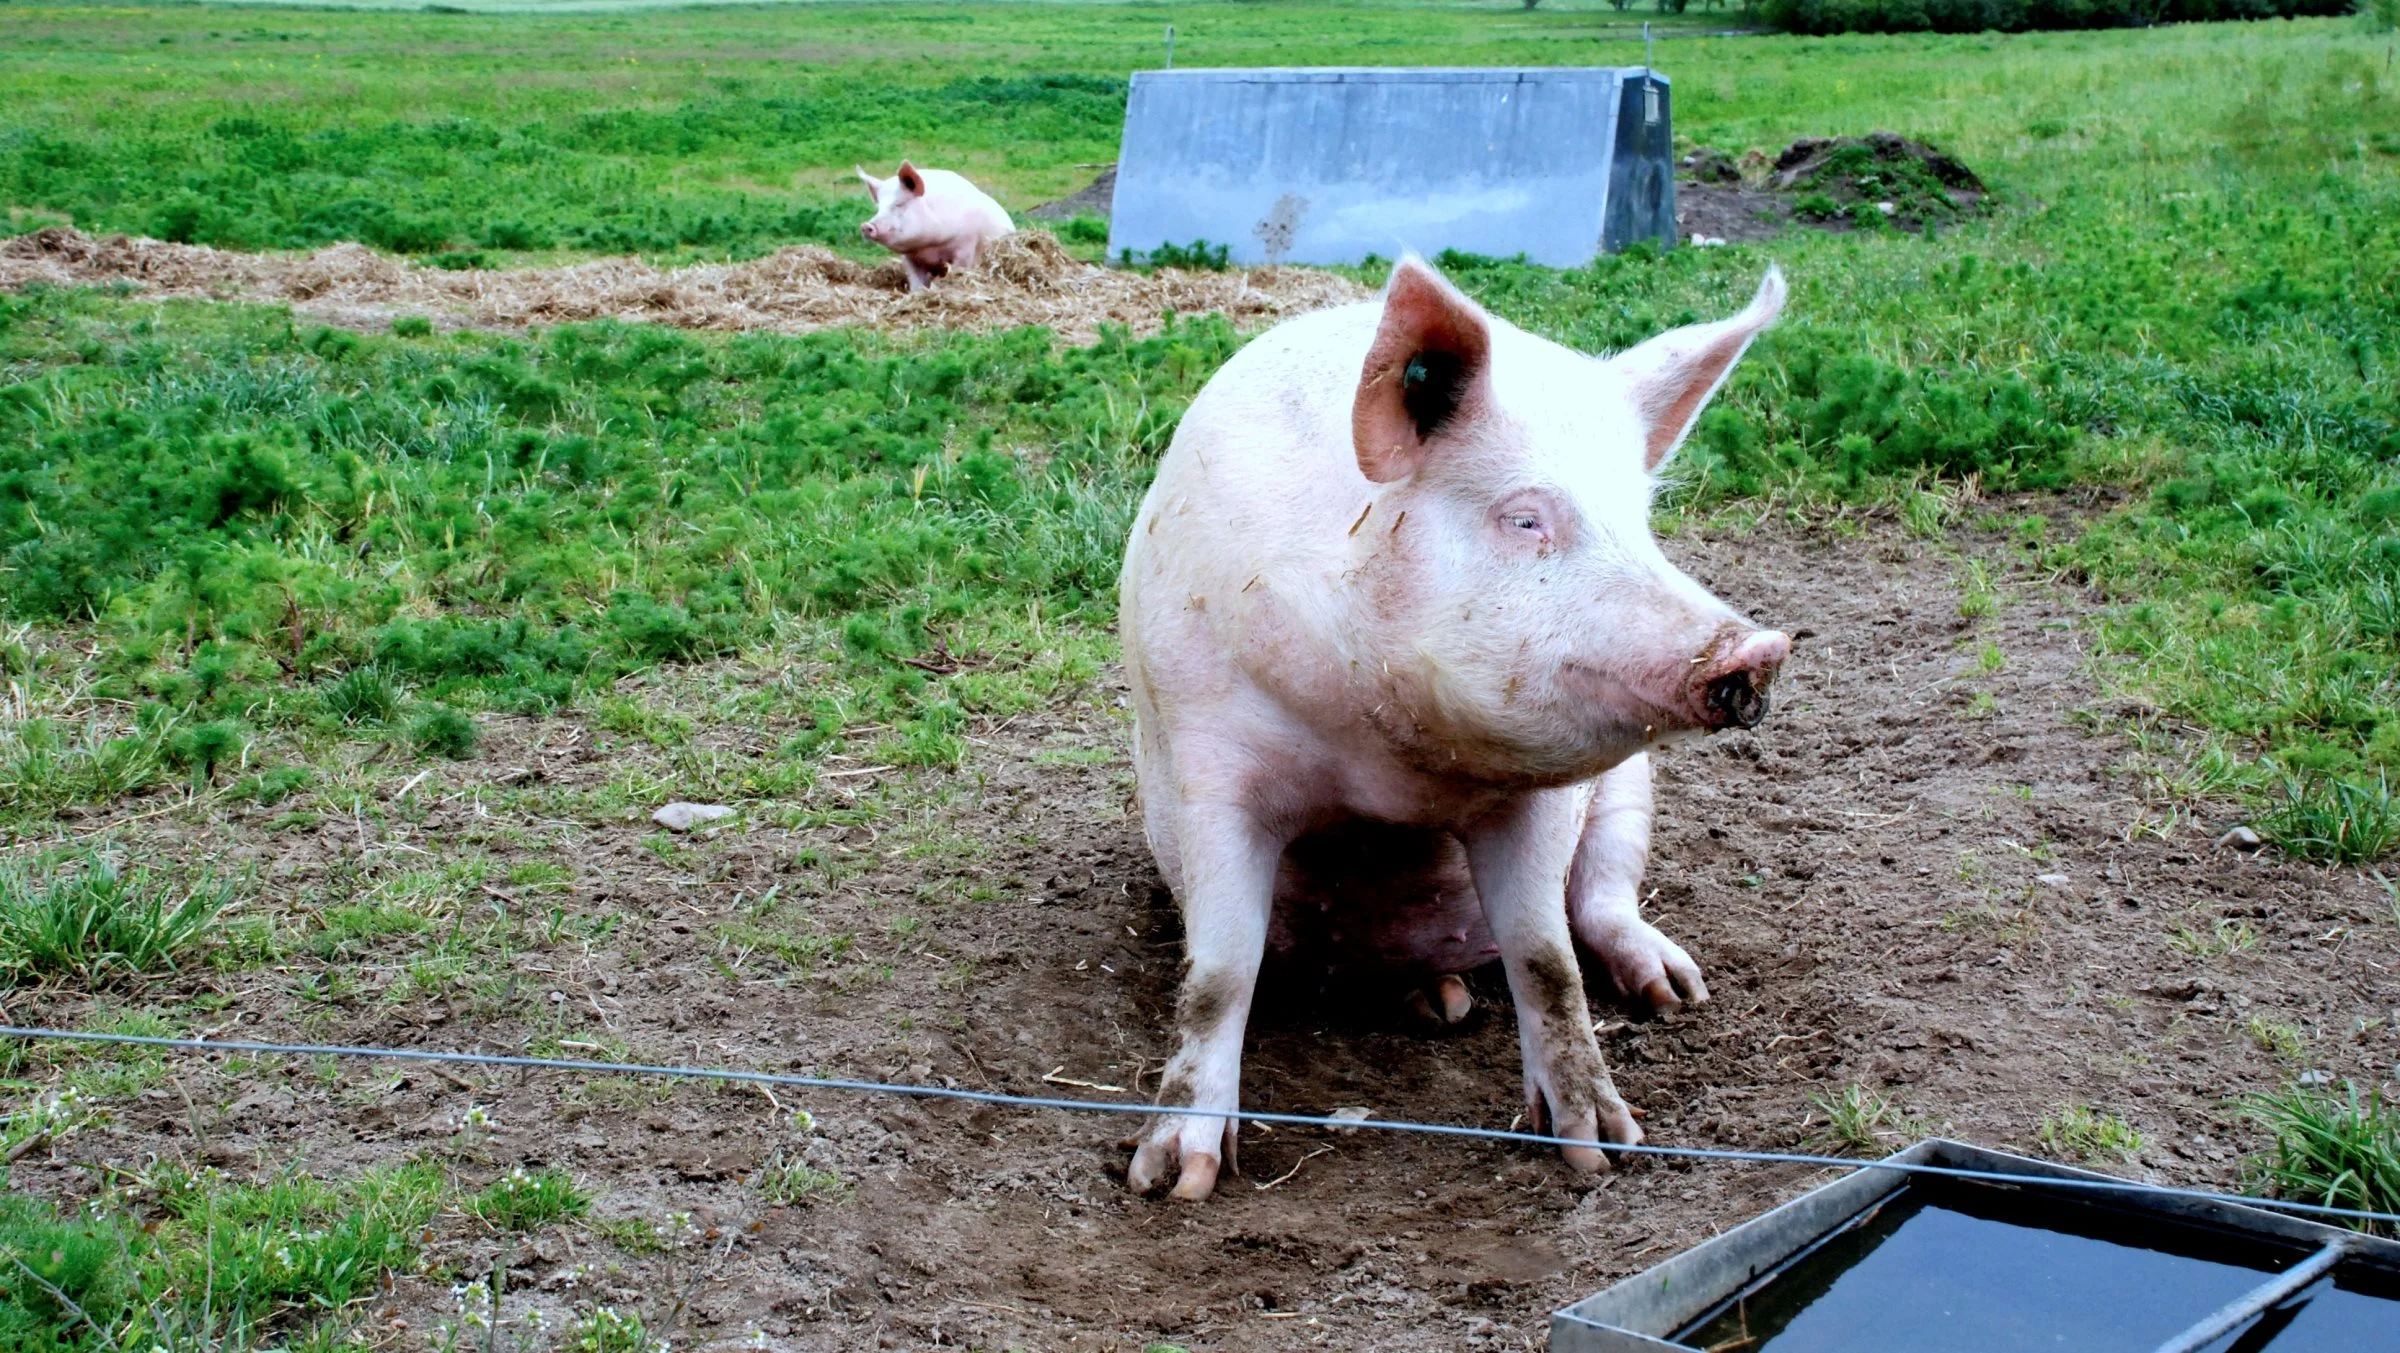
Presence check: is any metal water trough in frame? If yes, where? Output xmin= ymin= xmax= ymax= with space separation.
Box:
xmin=1551 ymin=1138 xmax=2400 ymax=1352
xmin=1105 ymin=66 xmax=1675 ymax=269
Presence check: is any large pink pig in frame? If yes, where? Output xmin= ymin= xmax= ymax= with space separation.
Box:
xmin=854 ymin=161 xmax=1014 ymax=292
xmin=1118 ymin=256 xmax=1792 ymax=1201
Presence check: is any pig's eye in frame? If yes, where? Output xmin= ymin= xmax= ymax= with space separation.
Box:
xmin=1504 ymin=512 xmax=1543 ymax=533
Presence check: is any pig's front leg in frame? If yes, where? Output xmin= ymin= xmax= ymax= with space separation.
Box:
xmin=1466 ymin=790 xmax=1642 ymax=1171
xmin=1567 ymin=754 xmax=1708 ymax=1014
xmin=1126 ymin=802 xmax=1280 ymax=1202
xmin=900 ymin=256 xmax=936 ymax=292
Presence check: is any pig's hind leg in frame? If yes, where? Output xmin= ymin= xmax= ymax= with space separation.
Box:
xmin=1126 ymin=795 xmax=1281 ymax=1202
xmin=1566 ymin=754 xmax=1709 ymax=1014
xmin=1275 ymin=823 xmax=1493 ymax=1027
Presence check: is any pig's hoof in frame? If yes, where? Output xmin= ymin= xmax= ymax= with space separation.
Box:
xmin=1583 ymin=919 xmax=1709 ymax=1015
xmin=1406 ymin=974 xmax=1475 ymax=1026
xmin=1529 ymin=1086 xmax=1644 ymax=1174
xmin=1126 ymin=1115 xmax=1235 ymax=1201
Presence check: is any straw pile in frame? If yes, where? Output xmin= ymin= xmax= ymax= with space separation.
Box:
xmin=0 ymin=227 xmax=1367 ymax=342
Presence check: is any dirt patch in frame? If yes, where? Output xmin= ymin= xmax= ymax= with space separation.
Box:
xmin=1680 ymin=132 xmax=1989 ymax=244
xmin=8 ymin=513 xmax=2395 ymax=1351
xmin=0 ymin=226 xmax=1364 ymax=342
xmin=1026 ymin=166 xmax=1117 ymax=223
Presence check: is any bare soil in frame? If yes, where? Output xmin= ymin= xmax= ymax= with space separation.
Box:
xmin=9 ymin=512 xmax=2397 ymax=1352
xmin=0 ymin=226 xmax=1363 ymax=343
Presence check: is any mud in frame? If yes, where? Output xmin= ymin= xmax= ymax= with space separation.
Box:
xmin=9 ymin=512 xmax=2396 ymax=1352
xmin=0 ymin=226 xmax=1364 ymax=343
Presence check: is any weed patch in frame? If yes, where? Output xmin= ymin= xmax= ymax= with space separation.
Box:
xmin=467 ymin=1166 xmax=590 ymax=1231
xmin=0 ymin=1161 xmax=448 ymax=1350
xmin=2038 ymin=1103 xmax=2144 ymax=1162
xmin=2244 ymin=1080 xmax=2400 ymax=1235
xmin=0 ymin=853 xmax=230 ymax=988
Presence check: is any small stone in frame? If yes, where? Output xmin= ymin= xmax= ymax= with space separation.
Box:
xmin=2215 ymin=825 xmax=2263 ymax=851
xmin=1327 ymin=1106 xmax=1373 ymax=1134
xmin=2035 ymin=873 xmax=2070 ymax=887
xmin=1876 ymin=200 xmax=1897 ymax=216
xmin=652 ymin=802 xmax=734 ymax=832
xmin=2297 ymin=1069 xmax=2334 ymax=1088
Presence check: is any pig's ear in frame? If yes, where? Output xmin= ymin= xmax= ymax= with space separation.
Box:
xmin=1611 ymin=267 xmax=1786 ymax=472
xmin=855 ymin=166 xmax=881 ymax=203
xmin=896 ymin=162 xmax=926 ymax=197
xmin=1352 ymin=256 xmax=1493 ymax=483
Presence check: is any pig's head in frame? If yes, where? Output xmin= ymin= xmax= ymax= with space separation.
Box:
xmin=856 ymin=162 xmax=933 ymax=251
xmin=1349 ymin=256 xmax=1792 ymax=785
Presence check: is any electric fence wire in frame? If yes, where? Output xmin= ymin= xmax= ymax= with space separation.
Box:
xmin=4 ymin=1024 xmax=2396 ymax=1230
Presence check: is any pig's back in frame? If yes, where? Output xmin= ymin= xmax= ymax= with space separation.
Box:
xmin=1122 ymin=300 xmax=1387 ymax=723
xmin=922 ymin=168 xmax=1014 ymax=234
xmin=1151 ymin=301 xmax=1380 ymax=540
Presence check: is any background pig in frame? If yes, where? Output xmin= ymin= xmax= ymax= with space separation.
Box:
xmin=854 ymin=161 xmax=1014 ymax=291
xmin=1118 ymin=256 xmax=1791 ymax=1201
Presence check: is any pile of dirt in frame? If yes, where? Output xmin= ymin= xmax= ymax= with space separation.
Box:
xmin=1025 ymin=165 xmax=1117 ymax=222
xmin=1678 ymin=131 xmax=1989 ymax=245
xmin=0 ymin=225 xmax=1365 ymax=342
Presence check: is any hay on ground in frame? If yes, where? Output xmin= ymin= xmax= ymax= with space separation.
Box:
xmin=0 ymin=227 xmax=1368 ymax=342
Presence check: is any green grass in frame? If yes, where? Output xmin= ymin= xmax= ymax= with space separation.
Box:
xmin=2038 ymin=1103 xmax=2146 ymax=1162
xmin=0 ymin=9 xmax=2388 ymax=853
xmin=0 ymin=1161 xmax=448 ymax=1352
xmin=560 ymin=1307 xmax=661 ymax=1353
xmin=0 ymin=1 xmax=1701 ymax=263
xmin=0 ymin=852 xmax=230 ymax=987
xmin=1808 ymin=1083 xmax=1909 ymax=1154
xmin=754 ymin=1152 xmax=848 ymax=1206
xmin=466 ymin=1165 xmax=590 ymax=1229
xmin=2244 ymin=1079 xmax=2400 ymax=1235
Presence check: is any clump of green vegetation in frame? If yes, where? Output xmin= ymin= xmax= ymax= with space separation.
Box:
xmin=562 ymin=1307 xmax=663 ymax=1353
xmin=409 ymin=705 xmax=480 ymax=761
xmin=755 ymin=1152 xmax=847 ymax=1206
xmin=467 ymin=1166 xmax=590 ymax=1230
xmin=1118 ymin=239 xmax=1232 ymax=271
xmin=2168 ymin=915 xmax=2258 ymax=957
xmin=0 ymin=714 xmax=175 ymax=818
xmin=0 ymin=853 xmax=230 ymax=988
xmin=2244 ymin=1015 xmax=2307 ymax=1060
xmin=1809 ymin=1083 xmax=1908 ymax=1155
xmin=2038 ymin=1104 xmax=2145 ymax=1162
xmin=320 ymin=666 xmax=403 ymax=726
xmin=0 ymin=1162 xmax=447 ymax=1350
xmin=2244 ymin=1079 xmax=2400 ymax=1235
xmin=2259 ymin=770 xmax=2400 ymax=865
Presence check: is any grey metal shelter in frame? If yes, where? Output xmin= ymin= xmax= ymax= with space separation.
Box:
xmin=1105 ymin=66 xmax=1675 ymax=269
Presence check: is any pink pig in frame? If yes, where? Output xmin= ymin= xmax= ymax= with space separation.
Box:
xmin=1118 ymin=256 xmax=1792 ymax=1201
xmin=854 ymin=161 xmax=1014 ymax=292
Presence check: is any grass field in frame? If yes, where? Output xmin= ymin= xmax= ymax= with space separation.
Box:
xmin=3 ymin=2 xmax=2399 ymax=1347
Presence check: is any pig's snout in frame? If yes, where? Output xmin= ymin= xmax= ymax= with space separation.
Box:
xmin=1697 ymin=630 xmax=1789 ymax=732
